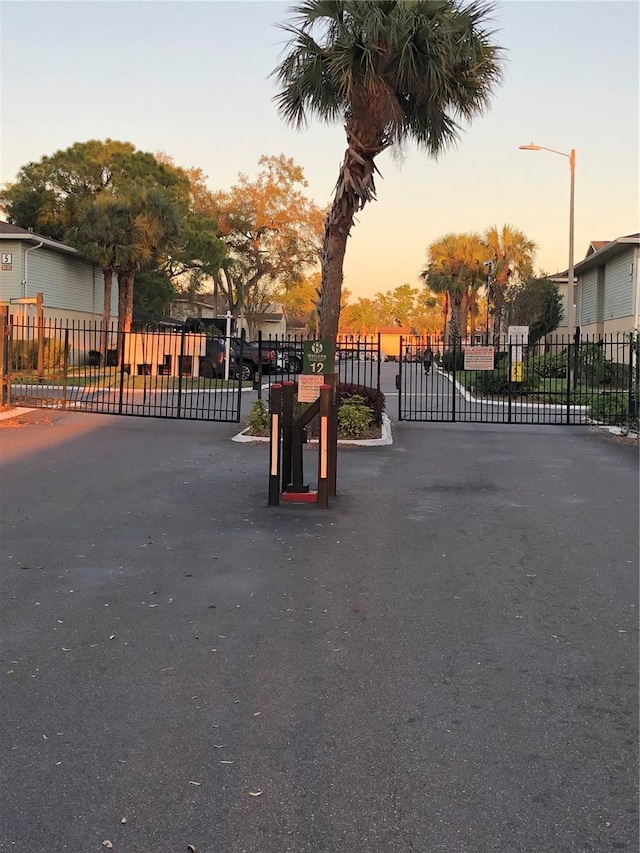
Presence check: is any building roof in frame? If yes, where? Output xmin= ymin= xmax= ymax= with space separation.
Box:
xmin=574 ymin=233 xmax=640 ymax=274
xmin=0 ymin=220 xmax=78 ymax=255
xmin=586 ymin=240 xmax=611 ymax=256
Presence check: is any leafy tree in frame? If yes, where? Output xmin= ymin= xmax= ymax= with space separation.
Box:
xmin=1 ymin=139 xmax=190 ymax=240
xmin=114 ymin=187 xmax=182 ymax=334
xmin=339 ymin=285 xmax=442 ymax=335
xmin=70 ymin=187 xmax=181 ymax=336
xmin=133 ymin=268 xmax=176 ymax=325
xmin=210 ymin=155 xmax=324 ymax=326
xmin=67 ymin=195 xmax=121 ymax=335
xmin=483 ymin=224 xmax=537 ymax=343
xmin=507 ymin=275 xmax=563 ymax=345
xmin=153 ymin=156 xmax=227 ymax=305
xmin=421 ymin=232 xmax=486 ymax=341
xmin=272 ymin=0 xmax=504 ymax=345
xmin=276 ymin=271 xmax=321 ymax=333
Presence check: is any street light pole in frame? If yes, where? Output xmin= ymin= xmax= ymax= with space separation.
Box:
xmin=519 ymin=143 xmax=576 ymax=335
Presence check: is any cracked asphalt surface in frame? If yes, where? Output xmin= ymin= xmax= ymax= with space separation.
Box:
xmin=0 ymin=409 xmax=637 ymax=852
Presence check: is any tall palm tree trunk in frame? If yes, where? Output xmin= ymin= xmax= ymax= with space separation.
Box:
xmin=318 ymin=138 xmax=382 ymax=342
xmin=318 ymin=197 xmax=357 ymax=342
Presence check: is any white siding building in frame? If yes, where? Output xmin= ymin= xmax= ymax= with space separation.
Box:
xmin=0 ymin=221 xmax=117 ymax=323
xmin=574 ymin=234 xmax=639 ymax=336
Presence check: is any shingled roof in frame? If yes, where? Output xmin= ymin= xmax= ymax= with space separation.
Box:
xmin=0 ymin=220 xmax=77 ymax=254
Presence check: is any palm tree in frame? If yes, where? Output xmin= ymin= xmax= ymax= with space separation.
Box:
xmin=483 ymin=224 xmax=537 ymax=344
xmin=113 ymin=187 xmax=182 ymax=335
xmin=70 ymin=188 xmax=182 ymax=339
xmin=421 ymin=232 xmax=486 ymax=342
xmin=67 ymin=197 xmax=120 ymax=355
xmin=272 ymin=0 xmax=504 ymax=344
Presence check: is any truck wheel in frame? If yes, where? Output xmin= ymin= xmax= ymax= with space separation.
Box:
xmin=232 ymin=363 xmax=252 ymax=382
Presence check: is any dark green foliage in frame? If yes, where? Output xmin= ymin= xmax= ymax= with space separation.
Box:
xmin=246 ymin=399 xmax=270 ymax=435
xmin=508 ymin=276 xmax=563 ymax=344
xmin=338 ymin=394 xmax=373 ymax=438
xmin=529 ymin=351 xmax=567 ymax=379
xmin=338 ymin=383 xmax=385 ymax=426
xmin=473 ymin=363 xmax=511 ymax=395
xmin=587 ymin=392 xmax=630 ymax=426
xmin=11 ymin=338 xmax=67 ymax=371
xmin=1 ymin=139 xmax=190 ymax=238
xmin=133 ymin=268 xmax=177 ymax=325
xmin=440 ymin=349 xmax=466 ymax=371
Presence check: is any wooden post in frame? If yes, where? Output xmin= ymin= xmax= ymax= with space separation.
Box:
xmin=324 ymin=372 xmax=338 ymax=496
xmin=269 ymin=384 xmax=283 ymax=506
xmin=36 ymin=292 xmax=44 ymax=382
xmin=281 ymin=381 xmax=295 ymax=490
xmin=317 ymin=384 xmax=331 ymax=509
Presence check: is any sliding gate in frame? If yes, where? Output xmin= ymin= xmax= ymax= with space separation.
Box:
xmin=6 ymin=320 xmax=243 ymax=422
xmin=398 ymin=334 xmax=638 ymax=427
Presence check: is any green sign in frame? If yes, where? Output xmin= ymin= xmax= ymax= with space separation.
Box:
xmin=302 ymin=340 xmax=334 ymax=375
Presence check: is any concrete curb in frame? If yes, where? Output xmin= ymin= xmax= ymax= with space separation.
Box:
xmin=232 ymin=412 xmax=393 ymax=447
xmin=0 ymin=407 xmax=36 ymax=422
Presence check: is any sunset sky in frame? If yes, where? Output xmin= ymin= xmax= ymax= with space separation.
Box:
xmin=1 ymin=0 xmax=638 ymax=299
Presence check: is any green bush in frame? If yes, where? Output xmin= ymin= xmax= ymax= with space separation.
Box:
xmin=440 ymin=349 xmax=465 ymax=371
xmin=11 ymin=338 xmax=67 ymax=371
xmin=529 ymin=351 xmax=567 ymax=379
xmin=474 ymin=365 xmax=511 ymax=395
xmin=587 ymin=392 xmax=630 ymax=426
xmin=338 ymin=383 xmax=385 ymax=425
xmin=337 ymin=394 xmax=373 ymax=438
xmin=246 ymin=399 xmax=270 ymax=435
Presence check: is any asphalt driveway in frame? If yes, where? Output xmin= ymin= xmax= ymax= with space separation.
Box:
xmin=0 ymin=410 xmax=637 ymax=852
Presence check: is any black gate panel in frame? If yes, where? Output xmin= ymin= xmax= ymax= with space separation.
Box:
xmin=398 ymin=334 xmax=637 ymax=428
xmin=8 ymin=321 xmax=243 ymax=422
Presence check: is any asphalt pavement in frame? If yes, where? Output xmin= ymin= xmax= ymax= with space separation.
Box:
xmin=0 ymin=406 xmax=638 ymax=853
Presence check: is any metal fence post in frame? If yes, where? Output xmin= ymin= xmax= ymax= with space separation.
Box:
xmin=62 ymin=327 xmax=69 ymax=408
xmin=0 ymin=316 xmax=9 ymax=407
xmin=398 ymin=335 xmax=403 ymax=421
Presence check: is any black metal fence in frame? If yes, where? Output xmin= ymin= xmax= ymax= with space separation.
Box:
xmin=256 ymin=333 xmax=382 ymax=395
xmin=7 ymin=320 xmax=243 ymax=421
xmin=398 ymin=333 xmax=639 ymax=428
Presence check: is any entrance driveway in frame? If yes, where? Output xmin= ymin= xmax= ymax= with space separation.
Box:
xmin=1 ymin=410 xmax=637 ymax=852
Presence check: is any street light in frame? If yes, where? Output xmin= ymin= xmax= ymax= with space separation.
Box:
xmin=519 ymin=142 xmax=576 ymax=335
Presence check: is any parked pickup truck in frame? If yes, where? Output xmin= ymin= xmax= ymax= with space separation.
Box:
xmin=250 ymin=339 xmax=303 ymax=374
xmin=199 ymin=336 xmax=280 ymax=380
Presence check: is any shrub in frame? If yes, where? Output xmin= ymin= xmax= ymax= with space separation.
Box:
xmin=337 ymin=394 xmax=373 ymax=438
xmin=474 ymin=365 xmax=511 ymax=395
xmin=246 ymin=399 xmax=270 ymax=435
xmin=529 ymin=351 xmax=567 ymax=379
xmin=338 ymin=383 xmax=385 ymax=425
xmin=11 ymin=338 xmax=67 ymax=371
xmin=440 ymin=349 xmax=465 ymax=371
xmin=588 ymin=392 xmax=630 ymax=426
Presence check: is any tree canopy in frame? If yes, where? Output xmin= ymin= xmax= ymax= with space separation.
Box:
xmin=0 ymin=139 xmax=190 ymax=241
xmin=208 ymin=154 xmax=324 ymax=335
xmin=272 ymin=0 xmax=504 ymax=343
